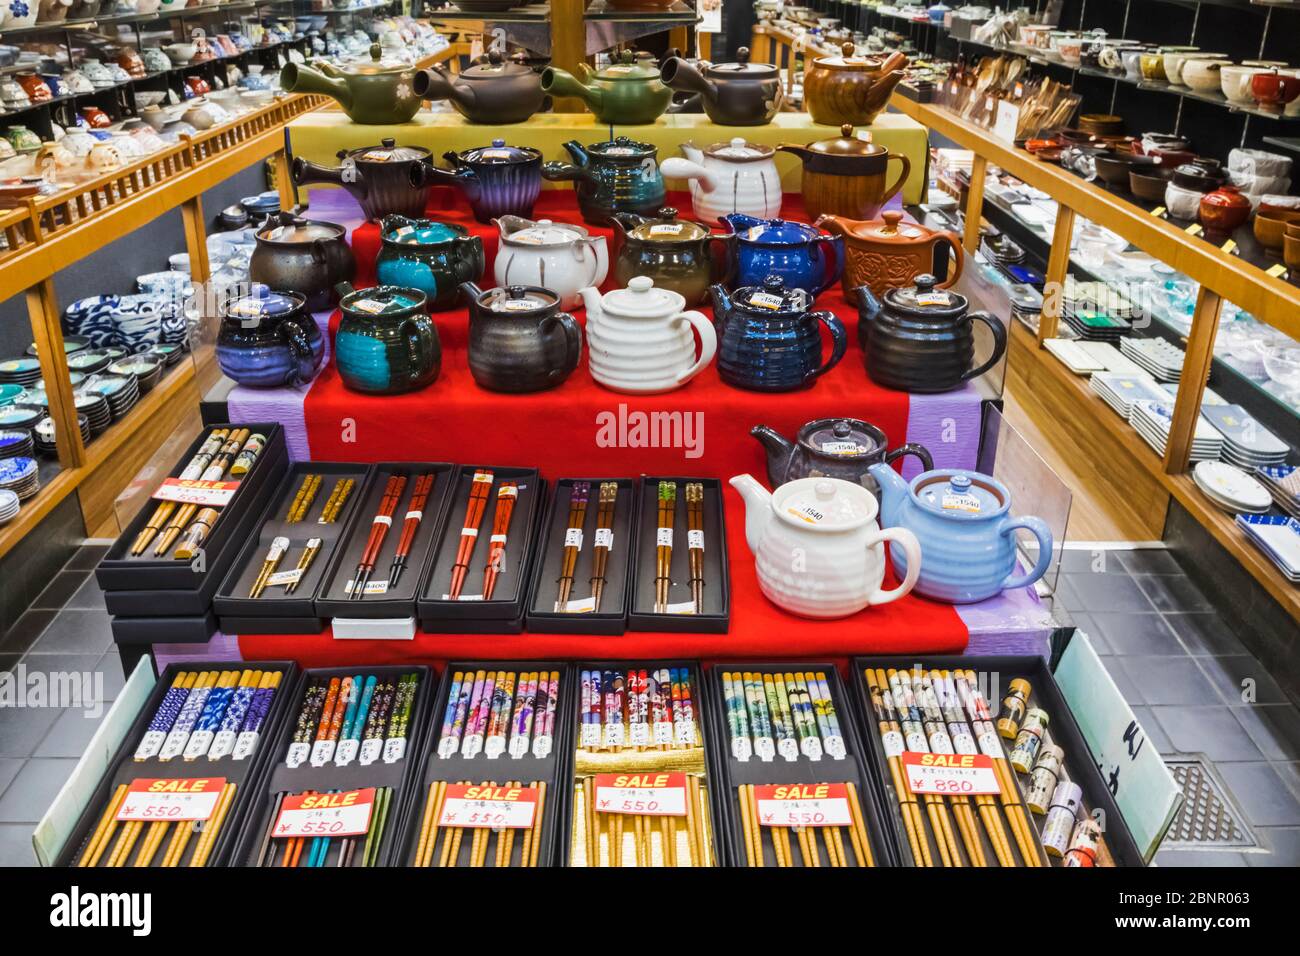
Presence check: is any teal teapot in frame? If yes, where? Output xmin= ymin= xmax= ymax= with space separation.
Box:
xmin=868 ymin=464 xmax=1053 ymax=604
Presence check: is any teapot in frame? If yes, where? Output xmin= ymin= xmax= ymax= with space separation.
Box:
xmin=778 ymin=124 xmax=910 ymax=222
xmin=249 ymin=212 xmax=356 ymax=311
xmin=542 ymin=137 xmax=666 ymax=225
xmin=411 ymin=139 xmax=543 ymax=223
xmin=818 ymin=209 xmax=963 ymax=297
xmin=802 ymin=43 xmax=908 ymax=127
xmin=661 ymin=138 xmax=782 ymax=223
xmin=580 ymin=276 xmax=716 ymax=394
xmin=217 ymin=288 xmax=324 ymax=388
xmin=292 ymin=139 xmax=433 ymax=221
xmin=333 ymin=282 xmax=439 ymax=395
xmin=659 ymin=46 xmax=784 ymax=126
xmin=374 ymin=216 xmax=485 ymax=312
xmin=856 ymin=274 xmax=1006 ymax=392
xmin=413 ymin=50 xmax=548 ymax=125
xmin=751 ymin=417 xmax=932 ymax=496
xmin=611 ymin=206 xmax=727 ymax=306
xmin=280 ymin=44 xmax=421 ymax=124
xmin=869 ymin=465 xmax=1052 ymax=604
xmin=729 ymin=473 xmax=921 ymax=618
xmin=541 ymin=50 xmax=672 ymax=126
xmin=460 ymin=281 xmax=582 ymax=393
xmin=719 ymin=213 xmax=842 ymax=294
xmin=710 ymin=276 xmax=847 ymax=391
xmin=493 ymin=215 xmax=608 ymax=310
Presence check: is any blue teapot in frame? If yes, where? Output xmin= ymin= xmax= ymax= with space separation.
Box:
xmin=719 ymin=213 xmax=842 ymax=295
xmin=869 ymin=464 xmax=1053 ymax=604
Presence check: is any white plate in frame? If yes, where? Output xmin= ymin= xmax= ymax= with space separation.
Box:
xmin=1193 ymin=461 xmax=1272 ymax=513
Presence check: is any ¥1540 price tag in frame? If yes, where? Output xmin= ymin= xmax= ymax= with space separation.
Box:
xmin=274 ymin=788 xmax=375 ymax=838
xmin=754 ymin=783 xmax=853 ymax=827
xmin=437 ymin=784 xmax=538 ymax=829
xmin=117 ymin=777 xmax=227 ymax=822
xmin=593 ymin=772 xmax=687 ymax=817
xmin=152 ymin=477 xmax=240 ymax=507
xmin=902 ymin=752 xmax=1001 ymax=795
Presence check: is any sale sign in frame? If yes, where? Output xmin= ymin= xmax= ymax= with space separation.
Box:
xmin=152 ymin=477 xmax=240 ymax=507
xmin=754 ymin=783 xmax=853 ymax=827
xmin=273 ymin=788 xmax=375 ymax=839
xmin=902 ymin=752 xmax=1002 ymax=795
xmin=437 ymin=784 xmax=539 ymax=829
xmin=117 ymin=777 xmax=226 ymax=822
xmin=593 ymin=772 xmax=688 ymax=817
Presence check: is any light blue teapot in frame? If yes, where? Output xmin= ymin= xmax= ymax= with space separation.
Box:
xmin=868 ymin=464 xmax=1053 ymax=604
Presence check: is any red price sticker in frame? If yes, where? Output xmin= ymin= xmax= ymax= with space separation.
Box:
xmin=593 ymin=772 xmax=687 ymax=817
xmin=902 ymin=752 xmax=1001 ymax=795
xmin=152 ymin=477 xmax=241 ymax=507
xmin=117 ymin=777 xmax=226 ymax=822
xmin=437 ymin=784 xmax=538 ymax=829
xmin=754 ymin=783 xmax=853 ymax=827
xmin=274 ymin=788 xmax=375 ymax=838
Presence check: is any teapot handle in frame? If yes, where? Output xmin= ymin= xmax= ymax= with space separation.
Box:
xmin=960 ymin=311 xmax=1008 ymax=382
xmin=400 ymin=316 xmax=439 ymax=378
xmin=542 ymin=311 xmax=584 ymax=382
xmin=864 ymin=526 xmax=921 ymax=606
xmin=706 ymin=235 xmax=733 ymax=283
xmin=672 ymin=309 xmax=718 ymax=386
xmin=279 ymin=317 xmax=319 ymax=386
xmin=880 ymin=153 xmax=911 ymax=208
xmin=810 ymin=234 xmax=843 ymax=294
xmin=883 ymin=441 xmax=933 ymax=473
xmin=934 ymin=230 xmax=965 ymax=289
xmin=998 ymin=515 xmax=1054 ymax=591
xmin=804 ymin=310 xmax=847 ymax=381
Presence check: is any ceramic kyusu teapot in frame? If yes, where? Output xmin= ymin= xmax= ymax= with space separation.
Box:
xmin=493 ymin=216 xmax=608 ymax=310
xmin=292 ymin=139 xmax=432 ymax=221
xmin=542 ymin=137 xmax=666 ymax=225
xmin=541 ymin=50 xmax=672 ymax=126
xmin=611 ymin=206 xmax=727 ymax=306
xmin=374 ymin=216 xmax=485 ymax=311
xmin=280 ymin=44 xmax=421 ymax=125
xmin=778 ymin=124 xmax=910 ymax=222
xmin=333 ymin=282 xmax=439 ymax=395
xmin=818 ymin=209 xmax=963 ymax=297
xmin=869 ymin=465 xmax=1052 ymax=603
xmin=751 ymin=417 xmax=933 ymax=496
xmin=802 ymin=43 xmax=909 ymax=127
xmin=661 ymin=139 xmax=783 ymax=223
xmin=659 ymin=46 xmax=784 ymax=126
xmin=413 ymin=50 xmax=548 ymax=124
xmin=711 ymin=276 xmax=847 ymax=391
xmin=729 ymin=473 xmax=921 ymax=618
xmin=581 ymin=276 xmax=717 ymax=394
xmin=411 ymin=139 xmax=543 ymax=223
xmin=460 ymin=281 xmax=582 ymax=393
xmin=719 ymin=213 xmax=843 ymax=294
xmin=856 ymin=274 xmax=1006 ymax=392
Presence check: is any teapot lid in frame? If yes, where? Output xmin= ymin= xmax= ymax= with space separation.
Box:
xmin=704 ymin=137 xmax=774 ymax=161
xmin=882 ymin=273 xmax=967 ymax=317
xmin=593 ymin=49 xmax=662 ymax=81
xmin=257 ymin=215 xmax=344 ymax=243
xmin=499 ymin=217 xmax=589 ymax=246
xmin=706 ymin=46 xmax=779 ymax=79
xmin=460 ymin=139 xmax=541 ymax=164
xmin=912 ymin=470 xmax=1008 ymax=518
xmin=482 ymin=285 xmax=558 ymax=312
xmin=462 ymin=49 xmax=534 ymax=79
xmin=600 ymin=275 xmax=684 ymax=316
xmin=849 ymin=209 xmax=934 ymax=242
xmin=813 ymin=41 xmax=898 ymax=71
xmin=587 ymin=135 xmax=655 ymax=158
xmin=733 ymin=274 xmax=811 ymax=313
xmin=625 ymin=207 xmax=708 ymax=242
xmin=224 ymin=286 xmax=303 ymax=320
xmin=773 ymin=476 xmax=879 ymax=530
xmin=347 ymin=43 xmax=411 ymax=75
xmin=382 ymin=218 xmax=465 ymax=245
xmin=346 ymin=137 xmax=428 ymax=163
xmin=730 ymin=216 xmax=823 ymax=245
xmin=798 ymin=417 xmax=887 ymax=458
xmin=803 ymin=124 xmax=888 ymax=157
xmin=341 ymin=284 xmax=425 ymax=314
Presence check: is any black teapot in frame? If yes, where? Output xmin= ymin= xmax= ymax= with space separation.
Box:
xmin=460 ymin=281 xmax=582 ymax=393
xmin=751 ymin=417 xmax=932 ymax=496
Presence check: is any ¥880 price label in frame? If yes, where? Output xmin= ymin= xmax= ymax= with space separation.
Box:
xmin=902 ymin=752 xmax=1001 ymax=795
xmin=754 ymin=783 xmax=853 ymax=827
xmin=274 ymin=788 xmax=375 ymax=838
xmin=593 ymin=772 xmax=687 ymax=817
xmin=437 ymin=784 xmax=538 ymax=829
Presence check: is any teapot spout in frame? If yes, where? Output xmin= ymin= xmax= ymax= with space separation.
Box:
xmin=280 ymin=63 xmax=350 ymax=108
xmin=708 ymin=283 xmax=733 ymax=318
xmin=660 ymin=56 xmax=718 ymax=105
xmin=749 ymin=424 xmax=795 ymax=476
xmin=412 ymin=65 xmax=472 ymax=109
xmin=578 ymin=286 xmax=603 ymax=325
xmin=541 ymin=67 xmax=602 ymax=112
xmin=867 ymin=462 xmax=909 ymax=526
xmin=854 ymin=284 xmax=883 ymax=324
xmin=728 ymin=473 xmax=773 ymax=556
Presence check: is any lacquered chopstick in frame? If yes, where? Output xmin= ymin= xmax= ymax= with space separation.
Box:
xmin=482 ymin=481 xmax=518 ymax=601
xmin=555 ymin=481 xmax=590 ymax=611
xmin=449 ymin=470 xmax=493 ymax=600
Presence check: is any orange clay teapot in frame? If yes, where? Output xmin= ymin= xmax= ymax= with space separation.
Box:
xmin=816 ymin=209 xmax=964 ymax=297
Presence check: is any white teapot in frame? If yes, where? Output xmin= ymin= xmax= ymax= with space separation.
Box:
xmin=730 ymin=473 xmax=921 ymax=618
xmin=494 ymin=215 xmax=608 ymax=310
xmin=661 ymin=138 xmax=783 ymax=224
xmin=580 ymin=276 xmax=716 ymax=394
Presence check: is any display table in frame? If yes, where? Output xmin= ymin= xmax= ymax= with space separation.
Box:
xmin=285 ymin=109 xmax=931 ymax=205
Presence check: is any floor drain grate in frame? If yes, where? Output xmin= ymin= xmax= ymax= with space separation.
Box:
xmin=1162 ymin=757 xmax=1257 ymax=850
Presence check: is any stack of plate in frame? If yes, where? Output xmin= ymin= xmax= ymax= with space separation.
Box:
xmin=0 ymin=405 xmax=42 ymax=432
xmin=1089 ymin=372 xmax=1167 ymax=418
xmin=0 ymin=358 xmax=42 ymax=387
xmin=15 ymin=387 xmax=48 ymax=409
xmin=108 ymin=356 xmax=163 ymax=393
xmin=1199 ymin=405 xmax=1290 ymax=471
xmin=67 ymin=350 xmax=113 ymax=376
xmin=149 ymin=343 xmax=185 ymax=367
xmin=1064 ymin=309 xmax=1131 ymax=342
xmin=0 ymin=384 xmax=24 ymax=408
xmin=1119 ymin=337 xmax=1187 ymax=384
xmin=1131 ymin=401 xmax=1224 ymax=461
xmin=33 ymin=414 xmax=90 ymax=457
xmin=1235 ymin=515 xmax=1300 ymax=582
xmin=26 ymin=336 xmax=88 ymax=359
xmin=0 ymin=488 xmax=18 ymax=525
xmin=1063 ymin=278 xmax=1138 ymax=321
xmin=1256 ymin=465 xmax=1300 ymax=519
xmin=83 ymin=375 xmax=140 ymax=422
xmin=0 ymin=429 xmax=35 ymax=461
xmin=73 ymin=392 xmax=112 ymax=437
xmin=0 ymin=455 xmax=39 ymax=501
xmin=1192 ymin=461 xmax=1272 ymax=514
xmin=1007 ymin=283 xmax=1043 ymax=326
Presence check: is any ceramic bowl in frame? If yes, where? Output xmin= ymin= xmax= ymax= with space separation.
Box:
xmin=134 ymin=90 xmax=166 ymax=108
xmin=1253 ymin=210 xmax=1299 ymax=250
xmin=1220 ymin=65 xmax=1263 ymax=104
xmin=1139 ymin=53 xmax=1167 ymax=81
xmin=1181 ymin=58 xmax=1225 ymax=92
xmin=1165 ymin=181 xmax=1204 ymax=219
xmin=1165 ymin=52 xmax=1226 ymax=86
xmin=1258 ymin=194 xmax=1300 ymax=218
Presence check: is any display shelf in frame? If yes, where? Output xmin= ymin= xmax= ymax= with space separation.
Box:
xmin=0 ymin=0 xmax=301 ymax=38
xmin=583 ymin=0 xmax=698 ymax=22
xmin=421 ymin=2 xmax=552 ymax=22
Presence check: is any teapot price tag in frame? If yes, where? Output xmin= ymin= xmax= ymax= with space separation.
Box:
xmin=649 ymin=223 xmax=685 ymax=236
xmin=481 ymin=149 xmax=512 ymax=160
xmin=941 ymin=491 xmax=982 ymax=513
xmin=915 ymin=291 xmax=952 ymax=307
xmin=902 ymin=752 xmax=1001 ymax=795
xmin=352 ymin=298 xmax=389 ymax=314
xmin=747 ymin=292 xmax=786 ymax=310
xmin=821 ymin=440 xmax=863 ymax=455
xmin=361 ymin=150 xmax=392 ymax=162
xmin=754 ymin=783 xmax=853 ymax=827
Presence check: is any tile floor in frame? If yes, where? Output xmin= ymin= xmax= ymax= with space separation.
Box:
xmin=0 ymin=543 xmax=1297 ymax=866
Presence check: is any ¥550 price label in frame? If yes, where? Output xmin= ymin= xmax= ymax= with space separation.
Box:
xmin=902 ymin=752 xmax=1001 ymax=795
xmin=593 ymin=772 xmax=687 ymax=817
xmin=274 ymin=788 xmax=375 ymax=838
xmin=117 ymin=777 xmax=226 ymax=822
xmin=754 ymin=783 xmax=852 ymax=827
xmin=437 ymin=784 xmax=538 ymax=830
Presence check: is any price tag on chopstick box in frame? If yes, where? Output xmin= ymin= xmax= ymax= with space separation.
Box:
xmin=437 ymin=784 xmax=539 ymax=829
xmin=901 ymin=752 xmax=1001 ymax=795
xmin=117 ymin=777 xmax=227 ymax=822
xmin=274 ymin=788 xmax=375 ymax=839
xmin=754 ymin=783 xmax=853 ymax=827
xmin=152 ymin=477 xmax=240 ymax=507
xmin=593 ymin=772 xmax=688 ymax=816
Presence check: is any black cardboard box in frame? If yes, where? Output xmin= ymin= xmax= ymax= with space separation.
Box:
xmin=214 ymin=462 xmax=372 ymax=634
xmin=417 ymin=465 xmax=545 ymax=633
xmin=850 ymin=655 xmax=1146 ymax=867
xmin=110 ymin=610 xmax=218 ymax=647
xmin=55 ymin=660 xmax=298 ymax=868
xmin=394 ymin=663 xmax=574 ymax=867
xmin=230 ymin=664 xmax=436 ymax=867
xmin=525 ymin=478 xmax=638 ymax=635
xmin=628 ymin=477 xmax=730 ymax=633
xmin=96 ymin=423 xmax=289 ymax=616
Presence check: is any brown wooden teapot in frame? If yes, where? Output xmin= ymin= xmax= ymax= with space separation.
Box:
xmin=803 ymin=43 xmax=908 ymax=127
xmin=816 ymin=209 xmax=963 ymax=297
